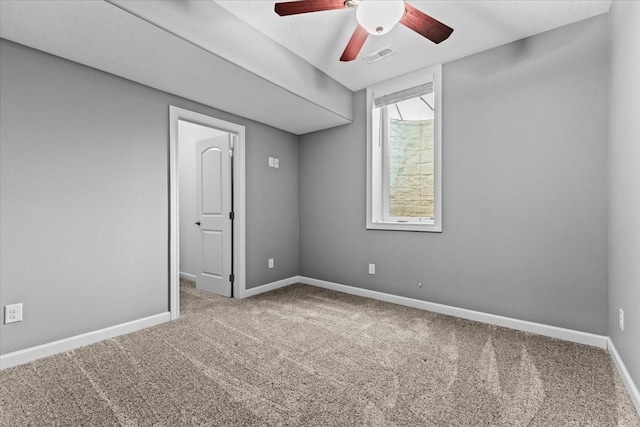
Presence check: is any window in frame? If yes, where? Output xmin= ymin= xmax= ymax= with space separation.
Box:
xmin=366 ymin=65 xmax=442 ymax=232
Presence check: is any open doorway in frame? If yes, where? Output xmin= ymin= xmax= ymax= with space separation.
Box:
xmin=169 ymin=106 xmax=246 ymax=320
xmin=178 ymin=122 xmax=232 ymax=296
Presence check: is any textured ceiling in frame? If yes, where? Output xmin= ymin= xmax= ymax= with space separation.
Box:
xmin=216 ymin=0 xmax=611 ymax=91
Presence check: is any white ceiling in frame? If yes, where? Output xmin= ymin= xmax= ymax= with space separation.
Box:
xmin=216 ymin=0 xmax=612 ymax=91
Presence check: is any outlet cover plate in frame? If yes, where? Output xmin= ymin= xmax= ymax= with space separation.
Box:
xmin=5 ymin=303 xmax=23 ymax=324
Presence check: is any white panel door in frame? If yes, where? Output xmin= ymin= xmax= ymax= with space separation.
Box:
xmin=195 ymin=135 xmax=232 ymax=297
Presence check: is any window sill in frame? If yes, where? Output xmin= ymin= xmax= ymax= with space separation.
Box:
xmin=366 ymin=221 xmax=442 ymax=233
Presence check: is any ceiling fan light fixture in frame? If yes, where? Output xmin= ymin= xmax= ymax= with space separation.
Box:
xmin=356 ymin=0 xmax=406 ymax=35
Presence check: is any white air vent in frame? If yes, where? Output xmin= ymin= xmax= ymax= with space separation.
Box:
xmin=362 ymin=48 xmax=396 ymax=64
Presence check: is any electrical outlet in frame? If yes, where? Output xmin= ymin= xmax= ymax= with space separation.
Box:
xmin=368 ymin=263 xmax=375 ymax=275
xmin=268 ymin=258 xmax=274 ymax=269
xmin=268 ymin=157 xmax=274 ymax=167
xmin=619 ymin=308 xmax=624 ymax=331
xmin=274 ymin=158 xmax=280 ymax=168
xmin=4 ymin=303 xmax=23 ymax=324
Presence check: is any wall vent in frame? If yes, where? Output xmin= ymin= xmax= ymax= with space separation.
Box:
xmin=362 ymin=48 xmax=396 ymax=64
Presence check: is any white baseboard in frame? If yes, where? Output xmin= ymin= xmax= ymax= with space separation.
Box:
xmin=180 ymin=272 xmax=196 ymax=281
xmin=0 ymin=312 xmax=170 ymax=370
xmin=242 ymin=276 xmax=301 ymax=298
xmin=608 ymin=338 xmax=640 ymax=415
xmin=299 ymin=276 xmax=608 ymax=349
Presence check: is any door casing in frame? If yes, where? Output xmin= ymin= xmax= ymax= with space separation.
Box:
xmin=169 ymin=106 xmax=247 ymax=320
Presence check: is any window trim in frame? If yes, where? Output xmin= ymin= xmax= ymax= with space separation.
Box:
xmin=366 ymin=64 xmax=443 ymax=232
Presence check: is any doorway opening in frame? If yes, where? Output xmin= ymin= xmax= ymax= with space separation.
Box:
xmin=169 ymin=106 xmax=246 ymax=320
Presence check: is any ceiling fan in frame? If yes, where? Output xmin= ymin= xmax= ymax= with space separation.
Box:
xmin=274 ymin=0 xmax=454 ymax=62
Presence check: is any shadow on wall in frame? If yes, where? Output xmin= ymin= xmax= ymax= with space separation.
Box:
xmin=459 ymin=2 xmax=589 ymax=78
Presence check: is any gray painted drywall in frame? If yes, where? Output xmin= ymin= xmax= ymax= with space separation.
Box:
xmin=178 ymin=122 xmax=227 ymax=279
xmin=0 ymin=39 xmax=299 ymax=355
xmin=608 ymin=1 xmax=640 ymax=390
xmin=108 ymin=0 xmax=353 ymax=122
xmin=245 ymin=122 xmax=300 ymax=287
xmin=0 ymin=0 xmax=352 ymax=135
xmin=299 ymin=15 xmax=610 ymax=335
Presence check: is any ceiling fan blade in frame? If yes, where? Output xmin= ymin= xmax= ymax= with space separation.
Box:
xmin=399 ymin=3 xmax=453 ymax=44
xmin=340 ymin=24 xmax=368 ymax=62
xmin=274 ymin=0 xmax=349 ymax=16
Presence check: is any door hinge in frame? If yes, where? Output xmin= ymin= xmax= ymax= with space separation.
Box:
xmin=229 ymin=212 xmax=235 ymax=220
xmin=229 ymin=274 xmax=235 ymax=283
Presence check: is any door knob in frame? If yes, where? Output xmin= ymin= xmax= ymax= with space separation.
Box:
xmin=195 ymin=221 xmax=201 ymax=226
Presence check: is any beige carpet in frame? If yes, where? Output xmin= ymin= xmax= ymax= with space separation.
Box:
xmin=1 ymin=281 xmax=639 ymax=426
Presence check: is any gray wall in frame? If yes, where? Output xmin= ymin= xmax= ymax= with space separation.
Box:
xmin=608 ymin=1 xmax=640 ymax=390
xmin=245 ymin=123 xmax=300 ymax=287
xmin=0 ymin=39 xmax=299 ymax=355
xmin=299 ymin=15 xmax=610 ymax=335
xmin=178 ymin=122 xmax=227 ymax=279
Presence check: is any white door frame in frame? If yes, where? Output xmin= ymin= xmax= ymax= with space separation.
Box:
xmin=169 ymin=106 xmax=246 ymax=320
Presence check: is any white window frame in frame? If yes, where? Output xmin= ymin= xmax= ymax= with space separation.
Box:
xmin=366 ymin=64 xmax=443 ymax=232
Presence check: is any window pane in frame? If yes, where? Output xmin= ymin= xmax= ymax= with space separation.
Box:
xmin=387 ymin=95 xmax=434 ymax=218
xmin=367 ymin=65 xmax=442 ymax=232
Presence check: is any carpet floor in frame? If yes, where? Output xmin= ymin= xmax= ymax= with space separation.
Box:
xmin=1 ymin=281 xmax=639 ymax=426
